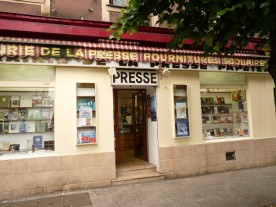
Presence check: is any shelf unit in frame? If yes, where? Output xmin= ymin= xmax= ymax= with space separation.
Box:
xmin=173 ymin=85 xmax=190 ymax=137
xmin=201 ymin=93 xmax=249 ymax=139
xmin=0 ymin=90 xmax=54 ymax=151
xmin=76 ymin=83 xmax=97 ymax=145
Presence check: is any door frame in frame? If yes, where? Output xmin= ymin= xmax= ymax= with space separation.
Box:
xmin=114 ymin=89 xmax=148 ymax=165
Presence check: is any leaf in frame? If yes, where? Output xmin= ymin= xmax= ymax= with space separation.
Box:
xmin=245 ymin=1 xmax=255 ymax=9
xmin=260 ymin=1 xmax=270 ymax=8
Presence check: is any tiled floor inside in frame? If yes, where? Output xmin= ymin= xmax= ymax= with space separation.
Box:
xmin=117 ymin=150 xmax=154 ymax=171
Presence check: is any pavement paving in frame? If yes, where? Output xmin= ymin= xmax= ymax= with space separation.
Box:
xmin=1 ymin=166 xmax=276 ymax=207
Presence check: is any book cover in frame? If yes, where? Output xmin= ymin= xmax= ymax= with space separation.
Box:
xmin=78 ymin=108 xmax=93 ymax=126
xmin=0 ymin=122 xmax=9 ymax=133
xmin=9 ymin=122 xmax=20 ymax=133
xmin=19 ymin=109 xmax=28 ymax=120
xmin=175 ymin=102 xmax=187 ymax=119
xmin=43 ymin=96 xmax=54 ymax=107
xmin=41 ymin=108 xmax=51 ymax=119
xmin=32 ymin=95 xmax=43 ymax=107
xmin=19 ymin=122 xmax=28 ymax=133
xmin=0 ymin=96 xmax=10 ymax=107
xmin=35 ymin=120 xmax=45 ymax=132
xmin=0 ymin=109 xmax=9 ymax=120
xmin=79 ymin=130 xmax=96 ymax=144
xmin=27 ymin=121 xmax=36 ymax=132
xmin=33 ymin=135 xmax=43 ymax=149
xmin=8 ymin=109 xmax=19 ymax=120
xmin=77 ymin=98 xmax=95 ymax=111
xmin=176 ymin=119 xmax=189 ymax=136
xmin=10 ymin=96 xmax=20 ymax=108
xmin=20 ymin=94 xmax=32 ymax=107
xmin=28 ymin=109 xmax=41 ymax=120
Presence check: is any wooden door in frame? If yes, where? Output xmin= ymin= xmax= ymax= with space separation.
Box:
xmin=114 ymin=89 xmax=120 ymax=164
xmin=132 ymin=90 xmax=147 ymax=161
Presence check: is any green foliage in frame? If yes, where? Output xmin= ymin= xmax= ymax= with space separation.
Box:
xmin=110 ymin=0 xmax=276 ymax=55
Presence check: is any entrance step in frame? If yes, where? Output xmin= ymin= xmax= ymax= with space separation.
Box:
xmin=112 ymin=164 xmax=165 ymax=185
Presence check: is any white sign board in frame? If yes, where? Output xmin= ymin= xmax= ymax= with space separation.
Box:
xmin=111 ymin=70 xmax=158 ymax=86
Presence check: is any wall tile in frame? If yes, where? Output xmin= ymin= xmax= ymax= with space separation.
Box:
xmin=12 ymin=159 xmax=30 ymax=175
xmin=29 ymin=157 xmax=46 ymax=173
xmin=0 ymin=160 xmax=12 ymax=177
xmin=62 ymin=155 xmax=76 ymax=170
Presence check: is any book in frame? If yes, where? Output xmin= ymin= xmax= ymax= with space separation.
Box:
xmin=33 ymin=135 xmax=43 ymax=149
xmin=9 ymin=122 xmax=20 ymax=133
xmin=78 ymin=108 xmax=93 ymax=126
xmin=176 ymin=119 xmax=189 ymax=136
xmin=35 ymin=120 xmax=45 ymax=132
xmin=78 ymin=130 xmax=96 ymax=144
xmin=77 ymin=98 xmax=95 ymax=110
xmin=19 ymin=122 xmax=28 ymax=133
xmin=10 ymin=96 xmax=20 ymax=108
xmin=0 ymin=96 xmax=10 ymax=107
xmin=41 ymin=108 xmax=51 ymax=119
xmin=27 ymin=121 xmax=36 ymax=132
xmin=20 ymin=94 xmax=32 ymax=107
xmin=0 ymin=109 xmax=9 ymax=120
xmin=0 ymin=122 xmax=9 ymax=133
xmin=32 ymin=95 xmax=43 ymax=107
xmin=28 ymin=109 xmax=41 ymax=120
xmin=3 ymin=142 xmax=10 ymax=150
xmin=8 ymin=109 xmax=19 ymax=120
xmin=175 ymin=102 xmax=187 ymax=119
xmin=43 ymin=97 xmax=54 ymax=107
xmin=18 ymin=109 xmax=28 ymax=120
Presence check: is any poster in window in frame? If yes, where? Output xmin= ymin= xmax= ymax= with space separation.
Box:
xmin=176 ymin=102 xmax=187 ymax=119
xmin=176 ymin=118 xmax=189 ymax=136
xmin=150 ymin=96 xmax=157 ymax=121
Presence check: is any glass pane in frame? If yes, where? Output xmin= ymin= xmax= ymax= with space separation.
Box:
xmin=201 ymin=88 xmax=249 ymax=140
xmin=0 ymin=88 xmax=55 ymax=153
xmin=112 ymin=0 xmax=127 ymax=6
xmin=173 ymin=85 xmax=190 ymax=137
xmin=0 ymin=65 xmax=55 ymax=82
xmin=200 ymin=72 xmax=245 ymax=85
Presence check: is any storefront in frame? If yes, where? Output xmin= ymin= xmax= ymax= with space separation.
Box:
xmin=0 ymin=39 xmax=276 ymax=200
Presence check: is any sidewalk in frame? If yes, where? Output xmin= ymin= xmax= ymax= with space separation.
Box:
xmin=1 ymin=166 xmax=276 ymax=207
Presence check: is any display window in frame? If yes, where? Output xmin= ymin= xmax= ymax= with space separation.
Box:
xmin=0 ymin=88 xmax=54 ymax=153
xmin=0 ymin=64 xmax=55 ymax=156
xmin=200 ymin=88 xmax=249 ymax=140
xmin=173 ymin=85 xmax=190 ymax=137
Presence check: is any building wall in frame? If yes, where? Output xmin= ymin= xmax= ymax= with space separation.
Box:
xmin=156 ymin=71 xmax=203 ymax=147
xmin=0 ymin=152 xmax=115 ymax=200
xmin=159 ymin=138 xmax=276 ymax=178
xmin=55 ymin=67 xmax=115 ymax=155
xmin=157 ymin=71 xmax=276 ymax=178
xmin=0 ymin=66 xmax=116 ymax=200
xmin=246 ymin=73 xmax=276 ymax=138
xmin=0 ymin=1 xmax=41 ymax=15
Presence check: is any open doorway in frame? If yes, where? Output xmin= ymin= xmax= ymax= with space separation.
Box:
xmin=114 ymin=89 xmax=148 ymax=165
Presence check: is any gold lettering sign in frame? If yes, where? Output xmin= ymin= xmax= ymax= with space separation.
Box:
xmin=41 ymin=47 xmax=51 ymax=56
xmin=25 ymin=45 xmax=35 ymax=56
xmin=7 ymin=45 xmax=18 ymax=56
xmin=0 ymin=43 xmax=268 ymax=70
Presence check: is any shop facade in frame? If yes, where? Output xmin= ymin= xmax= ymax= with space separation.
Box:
xmin=0 ymin=29 xmax=276 ymax=199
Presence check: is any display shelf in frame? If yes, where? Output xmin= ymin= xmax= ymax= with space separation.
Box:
xmin=201 ymin=92 xmax=249 ymax=139
xmin=0 ymin=89 xmax=55 ymax=151
xmin=173 ymin=85 xmax=190 ymax=137
xmin=76 ymin=83 xmax=97 ymax=145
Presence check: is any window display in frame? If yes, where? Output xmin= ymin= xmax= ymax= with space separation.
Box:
xmin=76 ymin=83 xmax=96 ymax=145
xmin=0 ymin=88 xmax=54 ymax=152
xmin=173 ymin=85 xmax=190 ymax=137
xmin=201 ymin=88 xmax=249 ymax=140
